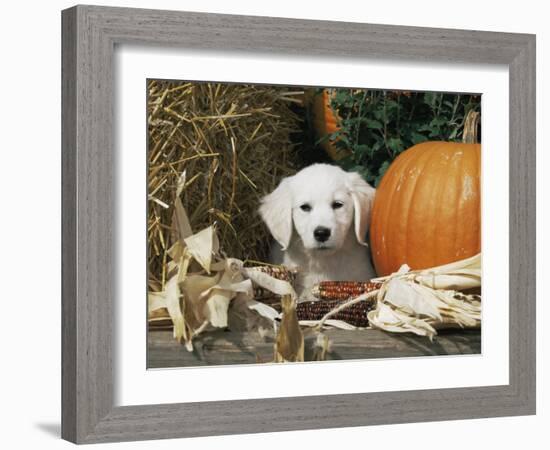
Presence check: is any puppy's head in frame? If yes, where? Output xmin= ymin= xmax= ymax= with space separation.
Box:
xmin=259 ymin=164 xmax=375 ymax=253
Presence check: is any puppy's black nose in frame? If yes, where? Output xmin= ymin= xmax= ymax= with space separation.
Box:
xmin=313 ymin=226 xmax=331 ymax=243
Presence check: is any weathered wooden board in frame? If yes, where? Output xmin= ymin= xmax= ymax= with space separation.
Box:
xmin=147 ymin=328 xmax=481 ymax=368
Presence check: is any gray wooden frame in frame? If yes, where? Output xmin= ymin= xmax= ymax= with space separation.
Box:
xmin=62 ymin=5 xmax=536 ymax=444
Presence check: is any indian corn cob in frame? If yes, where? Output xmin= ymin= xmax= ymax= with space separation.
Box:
xmin=296 ymin=297 xmax=377 ymax=327
xmin=298 ymin=281 xmax=381 ymax=327
xmin=311 ymin=281 xmax=381 ymax=301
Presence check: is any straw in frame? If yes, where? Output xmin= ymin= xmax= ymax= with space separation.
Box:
xmin=147 ymin=80 xmax=303 ymax=291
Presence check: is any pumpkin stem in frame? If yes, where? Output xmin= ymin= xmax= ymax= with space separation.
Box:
xmin=463 ymin=109 xmax=480 ymax=144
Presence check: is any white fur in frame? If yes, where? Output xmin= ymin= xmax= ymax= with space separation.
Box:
xmin=259 ymin=163 xmax=377 ymax=297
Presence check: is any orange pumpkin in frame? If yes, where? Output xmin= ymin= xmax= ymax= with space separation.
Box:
xmin=370 ymin=111 xmax=481 ymax=276
xmin=308 ymin=89 xmax=350 ymax=161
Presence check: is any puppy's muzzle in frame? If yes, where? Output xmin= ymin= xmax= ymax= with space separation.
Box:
xmin=313 ymin=226 xmax=331 ymax=243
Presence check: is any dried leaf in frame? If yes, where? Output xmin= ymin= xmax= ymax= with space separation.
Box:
xmin=177 ymin=250 xmax=192 ymax=284
xmin=148 ymin=291 xmax=166 ymax=313
xmin=368 ymin=303 xmax=437 ymax=338
xmin=201 ymin=277 xmax=253 ymax=328
xmin=298 ymin=320 xmax=358 ymax=331
xmin=148 ymin=307 xmax=171 ymax=323
xmin=164 ymin=275 xmax=187 ymax=343
xmin=311 ymin=333 xmax=332 ymax=361
xmin=246 ymin=300 xmax=280 ymax=322
xmin=414 ymin=273 xmax=480 ymax=291
xmin=204 ymin=292 xmax=233 ymax=328
xmin=174 ymin=197 xmax=193 ymax=242
xmin=180 ymin=273 xmax=222 ymax=330
xmin=383 ymin=278 xmax=442 ymax=321
xmin=184 ymin=226 xmax=217 ymax=273
xmin=166 ymin=240 xmax=185 ymax=261
xmin=274 ymin=295 xmax=304 ymax=362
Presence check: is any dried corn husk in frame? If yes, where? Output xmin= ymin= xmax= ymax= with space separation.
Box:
xmin=148 ymin=197 xmax=296 ymax=350
xmin=311 ymin=333 xmax=332 ymax=361
xmin=274 ymin=295 xmax=304 ymax=362
xmin=373 ymin=253 xmax=481 ymax=290
xmin=368 ymin=254 xmax=482 ymax=339
xmin=298 ymin=319 xmax=359 ymax=331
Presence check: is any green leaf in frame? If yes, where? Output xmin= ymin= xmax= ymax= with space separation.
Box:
xmin=363 ymin=118 xmax=383 ymax=129
xmin=448 ymin=128 xmax=459 ymax=140
xmin=411 ymin=132 xmax=428 ymax=144
xmin=424 ymin=92 xmax=437 ymax=108
xmin=417 ymin=124 xmax=432 ymax=132
xmin=387 ymin=137 xmax=404 ymax=154
xmin=370 ymin=140 xmax=384 ymax=154
xmin=430 ymin=117 xmax=447 ymax=127
xmin=372 ymin=109 xmax=385 ymax=120
xmin=334 ymin=91 xmax=348 ymax=104
xmin=354 ymin=144 xmax=369 ymax=158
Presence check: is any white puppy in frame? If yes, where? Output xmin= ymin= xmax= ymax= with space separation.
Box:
xmin=259 ymin=163 xmax=377 ymax=297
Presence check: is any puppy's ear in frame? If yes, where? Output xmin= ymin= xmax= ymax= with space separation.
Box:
xmin=259 ymin=177 xmax=293 ymax=250
xmin=346 ymin=172 xmax=376 ymax=246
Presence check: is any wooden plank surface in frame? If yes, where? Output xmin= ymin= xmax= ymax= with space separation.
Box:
xmin=148 ymin=328 xmax=481 ymax=368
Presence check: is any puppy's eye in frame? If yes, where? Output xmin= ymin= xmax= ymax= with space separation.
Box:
xmin=332 ymin=201 xmax=344 ymax=210
xmin=300 ymin=204 xmax=312 ymax=212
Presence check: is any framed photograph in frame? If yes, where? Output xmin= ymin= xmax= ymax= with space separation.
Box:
xmin=62 ymin=5 xmax=536 ymax=444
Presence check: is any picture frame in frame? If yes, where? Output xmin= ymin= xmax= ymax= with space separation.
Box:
xmin=61 ymin=4 xmax=536 ymax=444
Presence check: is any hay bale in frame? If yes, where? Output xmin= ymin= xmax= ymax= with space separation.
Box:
xmin=147 ymin=80 xmax=304 ymax=290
